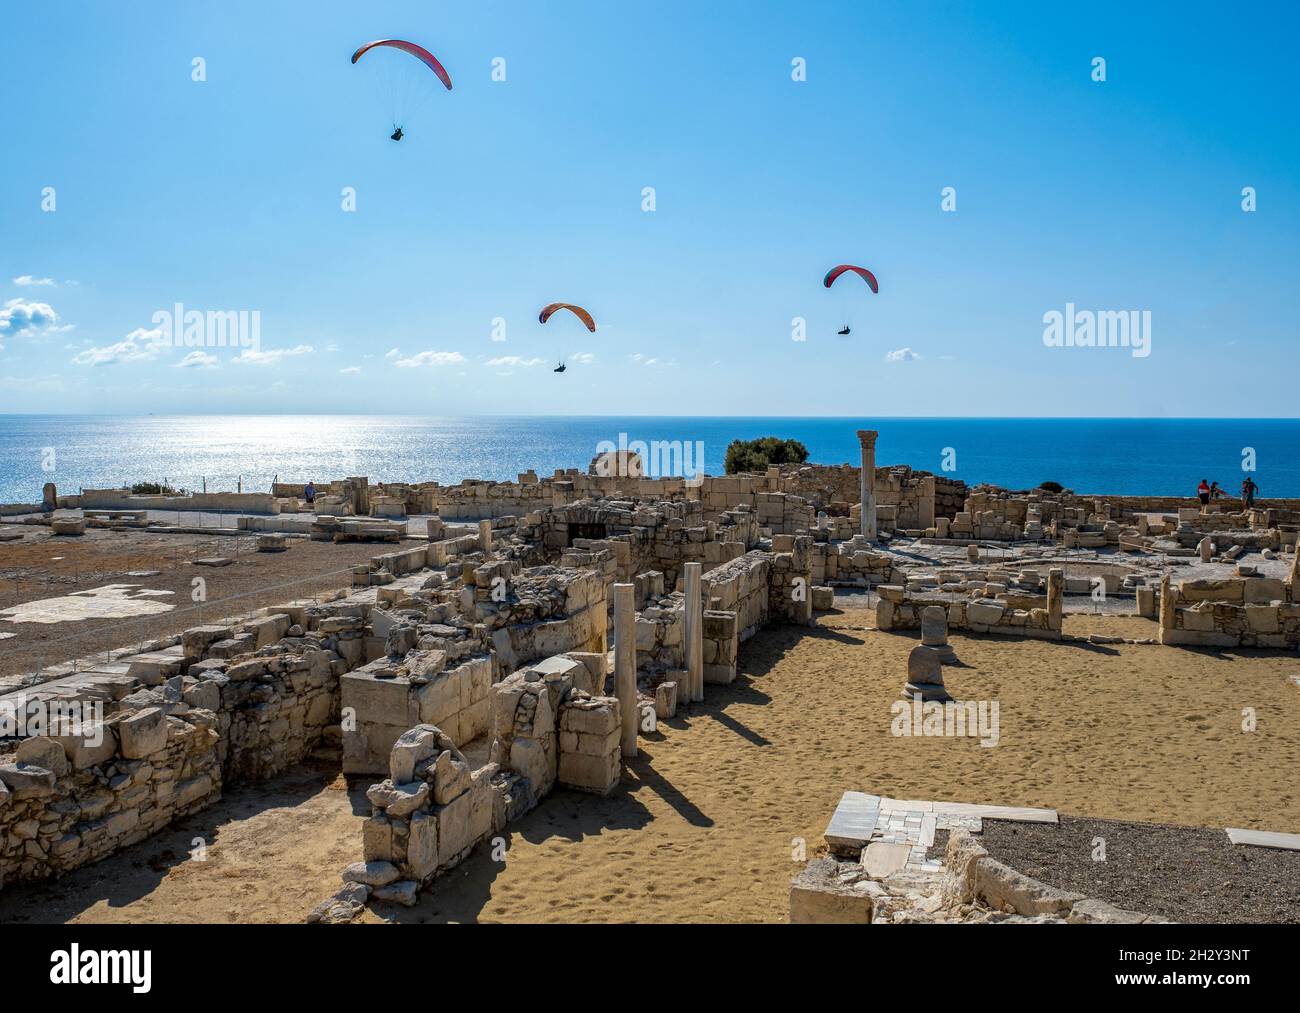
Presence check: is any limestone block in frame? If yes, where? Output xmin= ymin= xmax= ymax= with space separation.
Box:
xmin=789 ymin=858 xmax=874 ymax=924
xmin=920 ymin=605 xmax=948 ymax=646
xmin=1067 ymin=898 xmax=1150 ymax=924
xmin=362 ymin=816 xmax=394 ymax=863
xmin=655 ymin=680 xmax=677 ymax=719
xmin=557 ymin=749 xmax=619 ymax=795
xmin=860 ymin=841 xmax=911 ymax=879
xmin=966 ymin=600 xmax=1005 ymax=625
xmin=972 ymin=857 xmax=1083 ymax=915
xmin=431 ymin=749 xmax=472 ymax=805
xmin=904 ymin=645 xmax=949 ymax=702
xmin=0 ymin=762 xmax=56 ymax=800
xmin=389 ymin=725 xmax=439 ymax=784
xmin=119 ymin=707 xmax=168 ymax=759
xmin=435 ymin=788 xmax=475 ymax=866
xmin=367 ymin=779 xmax=430 ymax=817
xmin=508 ymin=736 xmax=550 ymax=793
xmin=406 ymin=810 xmax=438 ymax=880
xmin=52 ymin=722 xmax=118 ymax=770
xmin=16 ymin=736 xmax=69 ymax=777
xmin=1245 ymin=606 xmax=1280 ymax=633
xmin=342 ymin=860 xmax=401 ymax=887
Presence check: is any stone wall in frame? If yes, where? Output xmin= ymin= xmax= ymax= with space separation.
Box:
xmin=1157 ymin=573 xmax=1300 ymax=648
xmin=876 ymin=569 xmax=1064 ymax=640
xmin=79 ymin=488 xmax=280 ymax=514
xmin=1 ymin=626 xmax=345 ymax=887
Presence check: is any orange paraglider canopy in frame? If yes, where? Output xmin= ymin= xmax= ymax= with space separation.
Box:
xmin=351 ymin=39 xmax=453 ymax=90
xmin=539 ymin=303 xmax=596 ymax=332
xmin=823 ymin=265 xmax=879 ymax=293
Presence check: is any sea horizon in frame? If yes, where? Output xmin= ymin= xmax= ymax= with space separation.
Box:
xmin=2 ymin=414 xmax=1297 ymax=503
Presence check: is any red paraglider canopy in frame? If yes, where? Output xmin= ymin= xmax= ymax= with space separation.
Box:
xmin=351 ymin=40 xmax=453 ymax=90
xmin=539 ymin=303 xmax=597 ymax=332
xmin=823 ymin=265 xmax=879 ymax=293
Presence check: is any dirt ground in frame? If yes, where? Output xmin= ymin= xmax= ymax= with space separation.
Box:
xmin=2 ymin=604 xmax=1296 ymax=924
xmin=0 ymin=523 xmax=387 ymax=678
xmin=982 ymin=815 xmax=1300 ymax=923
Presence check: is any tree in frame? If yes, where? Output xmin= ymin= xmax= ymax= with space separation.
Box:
xmin=1038 ymin=481 xmax=1064 ymax=493
xmin=724 ymin=437 xmax=809 ymax=475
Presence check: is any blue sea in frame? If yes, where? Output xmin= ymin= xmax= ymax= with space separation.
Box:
xmin=0 ymin=416 xmax=1297 ymax=504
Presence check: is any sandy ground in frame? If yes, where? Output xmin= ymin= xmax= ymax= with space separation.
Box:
xmin=0 ymin=524 xmax=388 ymax=679
xmin=0 ymin=764 xmax=366 ymax=924
xmin=2 ymin=606 xmax=1297 ymax=924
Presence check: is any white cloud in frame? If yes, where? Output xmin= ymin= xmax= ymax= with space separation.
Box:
xmin=0 ymin=372 xmax=64 ymax=391
xmin=71 ymin=327 xmax=166 ymax=366
xmin=13 ymin=275 xmax=55 ymax=287
xmin=393 ymin=350 xmax=466 ymax=369
xmin=233 ymin=344 xmax=314 ymax=366
xmin=1 ymin=298 xmax=60 ymax=339
xmin=384 ymin=348 xmax=401 ymax=360
xmin=339 ymin=365 xmax=362 ymax=375
xmin=570 ymin=352 xmax=595 ymax=365
xmin=884 ymin=347 xmax=919 ymax=362
xmin=485 ymin=355 xmax=544 ymax=368
xmin=176 ymin=350 xmax=219 ymax=369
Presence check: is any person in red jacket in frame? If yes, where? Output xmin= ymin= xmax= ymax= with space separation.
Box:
xmin=1197 ymin=478 xmax=1210 ymax=507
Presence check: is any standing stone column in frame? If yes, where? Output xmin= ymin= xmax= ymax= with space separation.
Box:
xmin=1046 ymin=568 xmax=1064 ymax=632
xmin=856 ymin=429 xmax=878 ymax=540
xmin=478 ymin=519 xmax=493 ymax=555
xmin=918 ymin=475 xmax=936 ymax=531
xmin=920 ymin=605 xmax=955 ymax=663
xmin=1158 ymin=574 xmax=1175 ymax=630
xmin=1290 ymin=544 xmax=1300 ymax=598
xmin=613 ymin=583 xmax=638 ymax=758
xmin=683 ymin=562 xmax=704 ymax=703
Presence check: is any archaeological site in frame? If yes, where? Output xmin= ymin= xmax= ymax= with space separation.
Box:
xmin=2 ymin=430 xmax=1298 ymax=933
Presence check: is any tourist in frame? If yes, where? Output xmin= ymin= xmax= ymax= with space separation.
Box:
xmin=1241 ymin=476 xmax=1259 ymax=510
xmin=1209 ymin=480 xmax=1223 ymax=501
xmin=1197 ymin=478 xmax=1210 ymax=506
xmin=304 ymin=480 xmax=316 ymax=505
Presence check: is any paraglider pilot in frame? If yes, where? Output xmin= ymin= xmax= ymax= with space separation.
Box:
xmin=390 ymin=127 xmax=404 ymax=141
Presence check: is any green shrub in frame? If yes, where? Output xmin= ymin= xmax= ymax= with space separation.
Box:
xmin=1038 ymin=481 xmax=1064 ymax=494
xmin=130 ymin=482 xmax=183 ymax=496
xmin=724 ymin=437 xmax=809 ymax=475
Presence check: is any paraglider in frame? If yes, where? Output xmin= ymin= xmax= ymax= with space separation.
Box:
xmin=351 ymin=39 xmax=452 ymax=139
xmin=823 ymin=264 xmax=878 ymax=336
xmin=539 ymin=303 xmax=595 ymax=377
xmin=538 ymin=303 xmax=597 ymax=332
xmin=822 ymin=265 xmax=879 ymax=292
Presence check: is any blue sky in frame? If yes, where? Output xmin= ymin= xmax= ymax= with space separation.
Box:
xmin=2 ymin=0 xmax=1297 ymax=416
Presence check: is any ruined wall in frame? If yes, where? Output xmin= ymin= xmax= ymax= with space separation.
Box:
xmin=876 ymin=570 xmax=1064 ymax=641
xmin=0 ymin=631 xmax=345 ymax=888
xmin=1157 ymin=573 xmax=1299 ymax=648
xmin=79 ymin=489 xmax=281 ymax=514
